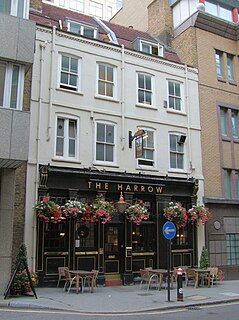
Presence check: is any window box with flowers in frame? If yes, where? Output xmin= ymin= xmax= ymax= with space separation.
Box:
xmin=34 ymin=196 xmax=62 ymax=223
xmin=125 ymin=200 xmax=150 ymax=225
xmin=188 ymin=205 xmax=213 ymax=225
xmin=163 ymin=202 xmax=187 ymax=228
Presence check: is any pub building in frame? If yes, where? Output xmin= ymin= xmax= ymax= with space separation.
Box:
xmin=36 ymin=165 xmax=199 ymax=286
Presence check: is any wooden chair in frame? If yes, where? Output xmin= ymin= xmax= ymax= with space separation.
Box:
xmin=185 ymin=268 xmax=196 ymax=287
xmin=57 ymin=267 xmax=69 ymax=288
xmin=208 ymin=267 xmax=219 ymax=287
xmin=84 ymin=270 xmax=99 ymax=293
xmin=64 ymin=269 xmax=78 ymax=293
xmin=139 ymin=269 xmax=158 ymax=290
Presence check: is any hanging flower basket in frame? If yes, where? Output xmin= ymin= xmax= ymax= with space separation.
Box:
xmin=125 ymin=200 xmax=150 ymax=225
xmin=62 ymin=200 xmax=85 ymax=219
xmin=92 ymin=194 xmax=116 ymax=224
xmin=34 ymin=196 xmax=63 ymax=223
xmin=80 ymin=202 xmax=98 ymax=224
xmin=188 ymin=205 xmax=213 ymax=225
xmin=163 ymin=201 xmax=187 ymax=228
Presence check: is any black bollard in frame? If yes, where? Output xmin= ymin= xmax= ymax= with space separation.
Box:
xmin=177 ymin=268 xmax=184 ymax=301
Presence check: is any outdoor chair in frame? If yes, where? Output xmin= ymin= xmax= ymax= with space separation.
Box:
xmin=185 ymin=268 xmax=196 ymax=287
xmin=208 ymin=267 xmax=219 ymax=287
xmin=139 ymin=269 xmax=158 ymax=290
xmin=57 ymin=266 xmax=69 ymax=288
xmin=64 ymin=269 xmax=81 ymax=293
xmin=84 ymin=270 xmax=99 ymax=293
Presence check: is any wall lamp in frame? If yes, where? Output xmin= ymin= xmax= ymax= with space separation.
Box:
xmin=114 ymin=192 xmax=129 ymax=213
xmin=178 ymin=135 xmax=186 ymax=145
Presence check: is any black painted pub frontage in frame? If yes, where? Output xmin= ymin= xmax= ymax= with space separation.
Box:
xmin=36 ymin=165 xmax=199 ymax=285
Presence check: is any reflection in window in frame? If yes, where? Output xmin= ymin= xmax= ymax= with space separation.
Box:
xmin=220 ymin=108 xmax=227 ymax=136
xmin=227 ymin=54 xmax=234 ymax=81
xmin=231 ymin=110 xmax=238 ymax=138
xmin=75 ymin=222 xmax=96 ymax=249
xmin=105 ymin=226 xmax=118 ymax=252
xmin=44 ymin=222 xmax=68 ymax=251
xmin=215 ymin=50 xmax=223 ymax=78
xmin=132 ymin=223 xmax=155 ymax=252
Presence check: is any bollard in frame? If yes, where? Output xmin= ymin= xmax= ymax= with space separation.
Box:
xmin=177 ymin=268 xmax=184 ymax=301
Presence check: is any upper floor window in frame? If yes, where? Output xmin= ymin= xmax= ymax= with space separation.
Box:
xmin=227 ymin=54 xmax=234 ymax=81
xmin=107 ymin=6 xmax=113 ymax=20
xmin=168 ymin=80 xmax=182 ymax=111
xmin=0 ymin=0 xmax=28 ymax=18
xmin=220 ymin=107 xmax=239 ymax=139
xmin=89 ymin=0 xmax=103 ymax=18
xmin=224 ymin=169 xmax=232 ymax=199
xmin=55 ymin=116 xmax=78 ymax=160
xmin=95 ymin=122 xmax=115 ymax=163
xmin=169 ymin=133 xmax=185 ymax=170
xmin=97 ymin=63 xmax=116 ymax=98
xmin=140 ymin=40 xmax=163 ymax=57
xmin=205 ymin=1 xmax=232 ymax=22
xmin=59 ymin=0 xmax=65 ymax=7
xmin=70 ymin=0 xmax=84 ymax=12
xmin=215 ymin=50 xmax=223 ymax=78
xmin=137 ymin=130 xmax=154 ymax=167
xmin=0 ymin=61 xmax=24 ymax=110
xmin=68 ymin=21 xmax=98 ymax=38
xmin=59 ymin=54 xmax=80 ymax=91
xmin=137 ymin=73 xmax=153 ymax=106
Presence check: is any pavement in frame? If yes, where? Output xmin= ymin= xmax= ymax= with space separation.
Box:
xmin=1 ymin=280 xmax=239 ymax=314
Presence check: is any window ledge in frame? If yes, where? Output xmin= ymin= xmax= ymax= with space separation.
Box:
xmin=94 ymin=95 xmax=120 ymax=103
xmin=136 ymin=103 xmax=157 ymax=110
xmin=168 ymin=169 xmax=187 ymax=174
xmin=217 ymin=77 xmax=226 ymax=83
xmin=136 ymin=167 xmax=158 ymax=172
xmin=56 ymin=87 xmax=83 ymax=95
xmin=52 ymin=157 xmax=81 ymax=164
xmin=93 ymin=162 xmax=119 ymax=168
xmin=167 ymin=109 xmax=186 ymax=116
xmin=222 ymin=136 xmax=231 ymax=142
xmin=228 ymin=80 xmax=237 ymax=86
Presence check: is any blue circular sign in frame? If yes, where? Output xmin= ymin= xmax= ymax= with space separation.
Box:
xmin=163 ymin=221 xmax=176 ymax=240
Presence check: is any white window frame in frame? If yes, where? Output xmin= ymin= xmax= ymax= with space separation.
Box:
xmin=95 ymin=121 xmax=116 ymax=165
xmin=55 ymin=115 xmax=79 ymax=161
xmin=205 ymin=1 xmax=232 ymax=22
xmin=137 ymin=129 xmax=155 ymax=167
xmin=227 ymin=54 xmax=234 ymax=81
xmin=69 ymin=0 xmax=84 ymax=12
xmin=68 ymin=20 xmax=98 ymax=38
xmin=167 ymin=80 xmax=183 ymax=112
xmin=0 ymin=0 xmax=29 ymax=18
xmin=139 ymin=40 xmax=163 ymax=57
xmin=89 ymin=0 xmax=103 ymax=18
xmin=169 ymin=133 xmax=185 ymax=170
xmin=96 ymin=63 xmax=116 ymax=99
xmin=215 ymin=50 xmax=223 ymax=78
xmin=0 ymin=61 xmax=24 ymax=110
xmin=137 ymin=72 xmax=154 ymax=107
xmin=59 ymin=53 xmax=81 ymax=92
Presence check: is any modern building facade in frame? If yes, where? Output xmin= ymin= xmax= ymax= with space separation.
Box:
xmin=27 ymin=2 xmax=204 ymax=285
xmin=0 ymin=0 xmax=35 ymax=294
xmin=112 ymin=0 xmax=239 ymax=279
xmin=42 ymin=0 xmax=122 ymax=20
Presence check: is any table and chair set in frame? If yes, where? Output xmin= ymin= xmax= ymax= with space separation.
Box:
xmin=57 ymin=267 xmax=99 ymax=294
xmin=139 ymin=266 xmax=221 ymax=291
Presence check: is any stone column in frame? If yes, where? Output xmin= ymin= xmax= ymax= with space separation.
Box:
xmin=0 ymin=169 xmax=15 ymax=296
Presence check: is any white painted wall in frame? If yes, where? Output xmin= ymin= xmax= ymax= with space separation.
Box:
xmin=26 ymin=25 xmax=203 ymax=266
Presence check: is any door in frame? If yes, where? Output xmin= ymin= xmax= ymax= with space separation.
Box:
xmin=104 ymin=223 xmax=124 ymax=274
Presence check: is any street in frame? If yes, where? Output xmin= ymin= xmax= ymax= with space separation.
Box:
xmin=1 ymin=302 xmax=239 ymax=320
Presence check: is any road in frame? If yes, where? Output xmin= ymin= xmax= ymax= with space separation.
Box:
xmin=1 ymin=302 xmax=239 ymax=320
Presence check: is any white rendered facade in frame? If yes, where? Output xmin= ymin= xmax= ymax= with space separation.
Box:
xmin=26 ymin=23 xmax=203 ymax=271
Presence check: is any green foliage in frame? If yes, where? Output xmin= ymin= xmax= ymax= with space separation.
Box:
xmin=199 ymin=246 xmax=210 ymax=269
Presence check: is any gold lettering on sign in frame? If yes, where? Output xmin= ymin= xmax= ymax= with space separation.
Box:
xmin=148 ymin=186 xmax=154 ymax=193
xmin=118 ymin=184 xmax=123 ymax=190
xmin=105 ymin=183 xmax=109 ymax=190
xmin=134 ymin=185 xmax=139 ymax=192
xmin=126 ymin=185 xmax=131 ymax=191
xmin=156 ymin=186 xmax=163 ymax=193
xmin=141 ymin=186 xmax=145 ymax=192
xmin=88 ymin=181 xmax=92 ymax=189
xmin=96 ymin=182 xmax=101 ymax=189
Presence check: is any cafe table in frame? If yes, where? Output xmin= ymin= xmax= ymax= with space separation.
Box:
xmin=150 ymin=269 xmax=174 ymax=290
xmin=193 ymin=268 xmax=211 ymax=288
xmin=69 ymin=270 xmax=95 ymax=294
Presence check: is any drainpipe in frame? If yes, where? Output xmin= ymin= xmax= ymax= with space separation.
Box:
xmin=184 ymin=64 xmax=192 ymax=176
xmin=47 ymin=26 xmax=56 ymax=141
xmin=121 ymin=45 xmax=125 ymax=150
